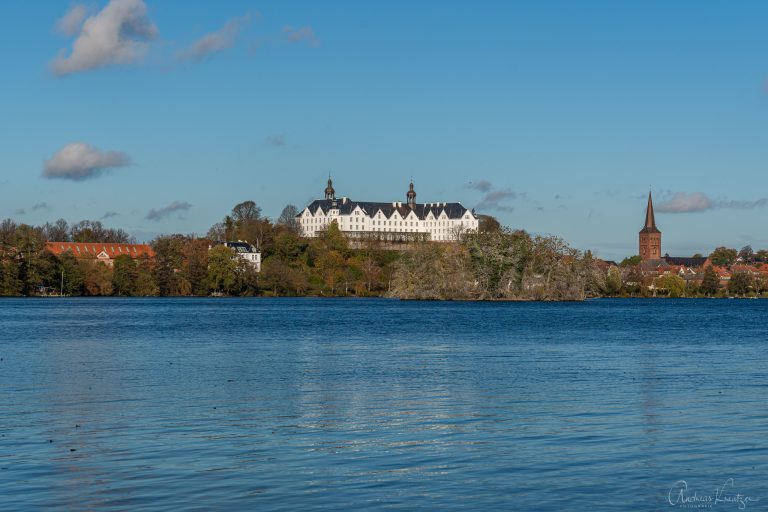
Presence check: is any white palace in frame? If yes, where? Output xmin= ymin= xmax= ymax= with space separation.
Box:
xmin=297 ymin=177 xmax=479 ymax=242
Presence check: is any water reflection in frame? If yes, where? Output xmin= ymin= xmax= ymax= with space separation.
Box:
xmin=1 ymin=298 xmax=766 ymax=511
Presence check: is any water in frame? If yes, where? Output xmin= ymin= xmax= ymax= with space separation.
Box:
xmin=1 ymin=298 xmax=766 ymax=511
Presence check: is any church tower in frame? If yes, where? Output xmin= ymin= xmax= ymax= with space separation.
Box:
xmin=639 ymin=191 xmax=661 ymax=260
xmin=324 ymin=175 xmax=335 ymax=200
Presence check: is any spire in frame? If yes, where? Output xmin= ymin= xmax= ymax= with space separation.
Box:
xmin=324 ymin=174 xmax=335 ymax=200
xmin=645 ymin=191 xmax=656 ymax=229
xmin=639 ymin=190 xmax=660 ymax=234
xmin=406 ymin=178 xmax=416 ymax=207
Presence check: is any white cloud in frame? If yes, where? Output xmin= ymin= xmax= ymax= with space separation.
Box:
xmin=43 ymin=142 xmax=131 ymax=181
xmin=283 ymin=26 xmax=319 ymax=46
xmin=55 ymin=4 xmax=88 ymax=36
xmin=179 ymin=15 xmax=250 ymax=61
xmin=656 ymin=192 xmax=768 ymax=213
xmin=146 ymin=201 xmax=192 ymax=221
xmin=51 ymin=0 xmax=158 ymax=76
xmin=656 ymin=192 xmax=713 ymax=213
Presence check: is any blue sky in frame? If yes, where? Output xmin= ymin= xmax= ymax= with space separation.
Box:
xmin=2 ymin=1 xmax=768 ymax=260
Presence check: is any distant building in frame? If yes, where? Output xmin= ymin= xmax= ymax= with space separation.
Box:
xmin=639 ymin=192 xmax=661 ymax=260
xmin=297 ymin=177 xmax=479 ymax=242
xmin=45 ymin=242 xmax=155 ymax=268
xmin=219 ymin=241 xmax=261 ymax=272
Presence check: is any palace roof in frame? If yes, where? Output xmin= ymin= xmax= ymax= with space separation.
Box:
xmin=301 ymin=198 xmax=475 ymax=221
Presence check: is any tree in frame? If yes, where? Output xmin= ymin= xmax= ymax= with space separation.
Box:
xmin=207 ymin=245 xmax=237 ymax=294
xmin=656 ymin=274 xmax=686 ymax=298
xmin=463 ymin=228 xmax=530 ymax=299
xmin=182 ymin=239 xmax=210 ymax=296
xmin=134 ymin=257 xmax=158 ymax=296
xmin=82 ymin=262 xmax=113 ymax=295
xmin=15 ymin=224 xmax=48 ymax=294
xmin=755 ymin=249 xmax=768 ymax=263
xmin=112 ymin=254 xmax=138 ymax=296
xmin=0 ymin=258 xmax=22 ymax=296
xmin=738 ymin=245 xmax=754 ymax=262
xmin=709 ymin=247 xmax=737 ymax=267
xmin=70 ymin=220 xmax=133 ymax=243
xmin=277 ymin=204 xmax=301 ymax=234
xmin=604 ymin=266 xmax=623 ymax=296
xmin=152 ymin=236 xmax=187 ymax=296
xmin=59 ymin=251 xmax=84 ymax=295
xmin=231 ymin=201 xmax=262 ymax=222
xmin=620 ymin=255 xmax=642 ymax=267
xmin=360 ymin=256 xmax=382 ymax=293
xmin=315 ymin=250 xmax=345 ymax=294
xmin=43 ymin=219 xmax=70 ymax=242
xmin=700 ymin=266 xmax=720 ymax=296
xmin=478 ymin=215 xmax=501 ymax=233
xmin=728 ymin=271 xmax=752 ymax=296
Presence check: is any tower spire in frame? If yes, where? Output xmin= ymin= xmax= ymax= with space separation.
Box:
xmin=324 ymin=174 xmax=335 ymax=200
xmin=644 ymin=191 xmax=656 ymax=230
xmin=639 ymin=190 xmax=661 ymax=260
xmin=406 ymin=178 xmax=416 ymax=207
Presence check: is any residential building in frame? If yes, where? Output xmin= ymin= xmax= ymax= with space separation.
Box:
xmin=297 ymin=177 xmax=479 ymax=242
xmin=44 ymin=242 xmax=155 ymax=268
xmin=219 ymin=241 xmax=261 ymax=272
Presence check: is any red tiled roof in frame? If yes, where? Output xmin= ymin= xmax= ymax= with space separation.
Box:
xmin=45 ymin=242 xmax=155 ymax=259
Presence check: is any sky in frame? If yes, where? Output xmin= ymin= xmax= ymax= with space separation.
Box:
xmin=2 ymin=1 xmax=768 ymax=260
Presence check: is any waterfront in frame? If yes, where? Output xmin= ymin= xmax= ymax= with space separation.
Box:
xmin=1 ymin=298 xmax=766 ymax=510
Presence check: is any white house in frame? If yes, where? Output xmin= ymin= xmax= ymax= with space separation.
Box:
xmin=297 ymin=177 xmax=479 ymax=242
xmin=221 ymin=241 xmax=261 ymax=272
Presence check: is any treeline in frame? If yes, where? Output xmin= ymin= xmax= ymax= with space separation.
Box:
xmin=1 ymin=201 xmax=616 ymax=300
xmin=604 ymin=267 xmax=768 ymax=299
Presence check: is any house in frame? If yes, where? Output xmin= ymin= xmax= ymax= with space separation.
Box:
xmin=218 ymin=241 xmax=261 ymax=272
xmin=44 ymin=242 xmax=155 ymax=268
xmin=297 ymin=177 xmax=479 ymax=242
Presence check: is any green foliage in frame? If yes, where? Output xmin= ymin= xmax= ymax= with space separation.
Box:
xmin=656 ymin=274 xmax=686 ymax=298
xmin=462 ymin=228 xmax=530 ymax=299
xmin=478 ymin=215 xmax=501 ymax=233
xmin=207 ymin=245 xmax=237 ymax=294
xmin=59 ymin=252 xmax=84 ymax=295
xmin=700 ymin=267 xmax=720 ymax=296
xmin=604 ymin=266 xmax=623 ymax=296
xmin=709 ymin=247 xmax=737 ymax=267
xmin=112 ymin=254 xmax=138 ymax=296
xmin=620 ymin=255 xmax=642 ymax=267
xmin=7 ymin=201 xmax=767 ymax=301
xmin=728 ymin=271 xmax=752 ymax=296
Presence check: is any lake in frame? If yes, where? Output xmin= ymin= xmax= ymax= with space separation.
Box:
xmin=1 ymin=298 xmax=766 ymax=511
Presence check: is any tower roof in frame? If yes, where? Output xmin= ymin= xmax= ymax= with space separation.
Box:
xmin=324 ymin=174 xmax=335 ymax=200
xmin=640 ymin=191 xmax=660 ymax=234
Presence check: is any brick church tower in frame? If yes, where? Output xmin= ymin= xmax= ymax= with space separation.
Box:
xmin=639 ymin=191 xmax=661 ymax=260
